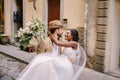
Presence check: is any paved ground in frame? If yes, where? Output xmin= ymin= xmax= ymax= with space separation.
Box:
xmin=0 ymin=53 xmax=120 ymax=80
xmin=0 ymin=44 xmax=120 ymax=80
xmin=79 ymin=68 xmax=120 ymax=80
xmin=0 ymin=44 xmax=36 ymax=63
xmin=0 ymin=53 xmax=26 ymax=80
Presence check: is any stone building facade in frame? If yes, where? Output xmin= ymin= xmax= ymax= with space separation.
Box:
xmin=0 ymin=0 xmax=120 ymax=78
xmin=86 ymin=0 xmax=120 ymax=77
xmin=0 ymin=0 xmax=86 ymax=39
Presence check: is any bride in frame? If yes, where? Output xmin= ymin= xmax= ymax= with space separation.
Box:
xmin=17 ymin=29 xmax=83 ymax=80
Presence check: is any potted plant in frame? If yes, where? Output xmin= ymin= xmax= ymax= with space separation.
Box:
xmin=16 ymin=18 xmax=47 ymax=52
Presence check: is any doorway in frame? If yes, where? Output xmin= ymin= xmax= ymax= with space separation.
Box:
xmin=0 ymin=0 xmax=4 ymax=33
xmin=48 ymin=0 xmax=60 ymax=23
xmin=13 ymin=0 xmax=23 ymax=34
xmin=106 ymin=0 xmax=120 ymax=77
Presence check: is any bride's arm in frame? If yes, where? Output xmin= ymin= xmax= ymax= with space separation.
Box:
xmin=50 ymin=34 xmax=77 ymax=49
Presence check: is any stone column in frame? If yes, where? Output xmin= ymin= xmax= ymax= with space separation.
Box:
xmin=4 ymin=0 xmax=12 ymax=38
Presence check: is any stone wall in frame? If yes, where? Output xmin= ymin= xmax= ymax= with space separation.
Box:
xmin=87 ymin=0 xmax=108 ymax=72
xmin=77 ymin=27 xmax=85 ymax=47
xmin=93 ymin=0 xmax=108 ymax=72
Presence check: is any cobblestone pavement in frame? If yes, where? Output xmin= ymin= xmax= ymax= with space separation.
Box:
xmin=0 ymin=52 xmax=120 ymax=80
xmin=0 ymin=53 xmax=27 ymax=80
xmin=79 ymin=68 xmax=120 ymax=80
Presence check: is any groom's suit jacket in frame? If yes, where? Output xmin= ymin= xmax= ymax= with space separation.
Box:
xmin=37 ymin=37 xmax=53 ymax=54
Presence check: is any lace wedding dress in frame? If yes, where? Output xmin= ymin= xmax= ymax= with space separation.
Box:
xmin=16 ymin=43 xmax=85 ymax=80
xmin=62 ymin=43 xmax=86 ymax=80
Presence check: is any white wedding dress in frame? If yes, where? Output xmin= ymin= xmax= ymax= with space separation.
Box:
xmin=17 ymin=43 xmax=83 ymax=80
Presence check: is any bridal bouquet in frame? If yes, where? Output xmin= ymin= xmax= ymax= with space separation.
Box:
xmin=16 ymin=18 xmax=47 ymax=50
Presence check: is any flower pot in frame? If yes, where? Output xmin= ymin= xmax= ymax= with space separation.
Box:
xmin=20 ymin=45 xmax=34 ymax=52
xmin=27 ymin=45 xmax=35 ymax=52
xmin=1 ymin=35 xmax=10 ymax=45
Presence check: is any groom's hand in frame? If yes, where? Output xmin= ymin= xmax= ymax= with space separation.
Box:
xmin=49 ymin=33 xmax=54 ymax=41
xmin=37 ymin=40 xmax=46 ymax=54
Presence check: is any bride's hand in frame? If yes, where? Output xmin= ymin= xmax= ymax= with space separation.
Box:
xmin=68 ymin=57 xmax=75 ymax=64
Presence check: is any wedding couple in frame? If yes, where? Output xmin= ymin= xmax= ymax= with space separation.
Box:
xmin=17 ymin=20 xmax=85 ymax=80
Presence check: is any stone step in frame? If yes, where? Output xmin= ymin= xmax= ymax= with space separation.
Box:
xmin=0 ymin=44 xmax=36 ymax=63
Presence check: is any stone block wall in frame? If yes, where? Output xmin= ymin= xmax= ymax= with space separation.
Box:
xmin=86 ymin=0 xmax=108 ymax=72
xmin=93 ymin=0 xmax=108 ymax=72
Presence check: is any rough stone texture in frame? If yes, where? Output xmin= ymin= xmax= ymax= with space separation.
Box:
xmin=95 ymin=56 xmax=104 ymax=65
xmin=0 ymin=45 xmax=36 ymax=63
xmin=80 ymin=68 xmax=120 ymax=80
xmin=97 ymin=33 xmax=104 ymax=41
xmin=0 ymin=75 xmax=14 ymax=80
xmin=86 ymin=56 xmax=95 ymax=69
xmin=97 ymin=26 xmax=104 ymax=33
xmin=0 ymin=70 xmax=5 ymax=79
xmin=77 ymin=27 xmax=85 ymax=47
xmin=94 ymin=0 xmax=108 ymax=74
xmin=95 ymin=49 xmax=105 ymax=57
xmin=96 ymin=41 xmax=106 ymax=49
xmin=93 ymin=63 xmax=104 ymax=72
xmin=0 ymin=53 xmax=27 ymax=80
xmin=97 ymin=26 xmax=107 ymax=33
xmin=86 ymin=0 xmax=108 ymax=73
xmin=98 ymin=1 xmax=108 ymax=8
xmin=97 ymin=18 xmax=108 ymax=24
xmin=97 ymin=33 xmax=106 ymax=41
xmin=98 ymin=9 xmax=108 ymax=17
xmin=77 ymin=27 xmax=97 ymax=69
xmin=103 ymin=26 xmax=107 ymax=33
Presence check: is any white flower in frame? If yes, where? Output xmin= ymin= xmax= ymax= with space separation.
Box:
xmin=36 ymin=23 xmax=39 ymax=26
xmin=27 ymin=21 xmax=33 ymax=26
xmin=16 ymin=18 xmax=47 ymax=50
xmin=19 ymin=28 xmax=23 ymax=31
xmin=17 ymin=31 xmax=23 ymax=38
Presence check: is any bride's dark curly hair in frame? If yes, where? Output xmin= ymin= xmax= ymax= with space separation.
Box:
xmin=70 ymin=29 xmax=79 ymax=42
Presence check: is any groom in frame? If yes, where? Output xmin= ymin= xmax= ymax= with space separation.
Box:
xmin=37 ymin=20 xmax=63 ymax=54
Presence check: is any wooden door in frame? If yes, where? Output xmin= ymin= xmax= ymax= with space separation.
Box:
xmin=48 ymin=0 xmax=60 ymax=23
xmin=0 ymin=0 xmax=4 ymax=33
